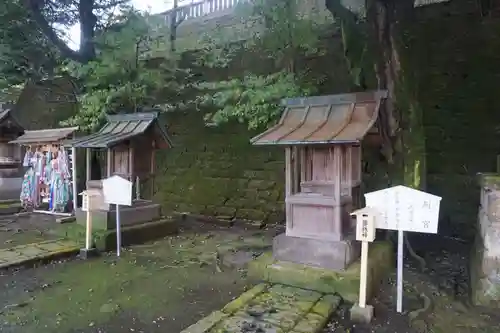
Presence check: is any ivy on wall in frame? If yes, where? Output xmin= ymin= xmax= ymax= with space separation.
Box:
xmin=191 ymin=0 xmax=328 ymax=130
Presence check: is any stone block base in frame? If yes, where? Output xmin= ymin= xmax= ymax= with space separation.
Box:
xmin=79 ymin=247 xmax=100 ymax=260
xmin=273 ymin=233 xmax=360 ymax=270
xmin=76 ymin=200 xmax=162 ymax=231
xmin=95 ymin=218 xmax=179 ymax=251
xmin=248 ymin=241 xmax=393 ymax=303
xmin=470 ymin=233 xmax=500 ymax=307
xmin=350 ymin=304 xmax=374 ymax=323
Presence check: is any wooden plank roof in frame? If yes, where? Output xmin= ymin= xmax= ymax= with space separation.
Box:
xmin=9 ymin=126 xmax=78 ymax=145
xmin=65 ymin=112 xmax=173 ymax=149
xmin=251 ymin=91 xmax=387 ymax=146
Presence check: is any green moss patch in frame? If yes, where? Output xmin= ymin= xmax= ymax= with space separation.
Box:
xmin=248 ymin=241 xmax=393 ymax=303
xmin=0 ymin=226 xmax=275 ymax=333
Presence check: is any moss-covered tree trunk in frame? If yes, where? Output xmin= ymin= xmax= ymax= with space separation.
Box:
xmin=327 ymin=0 xmax=427 ymax=266
xmin=326 ymin=0 xmax=425 ymax=190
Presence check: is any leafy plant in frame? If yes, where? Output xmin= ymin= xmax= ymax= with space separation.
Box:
xmin=61 ymin=12 xmax=192 ymax=130
xmin=192 ymin=0 xmax=327 ymax=129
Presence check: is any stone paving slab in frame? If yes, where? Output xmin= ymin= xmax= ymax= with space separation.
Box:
xmin=181 ymin=283 xmax=341 ymax=333
xmin=0 ymin=239 xmax=80 ymax=269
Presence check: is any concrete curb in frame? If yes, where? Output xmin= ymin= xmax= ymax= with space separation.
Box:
xmin=181 ymin=283 xmax=341 ymax=333
xmin=0 ymin=239 xmax=80 ymax=270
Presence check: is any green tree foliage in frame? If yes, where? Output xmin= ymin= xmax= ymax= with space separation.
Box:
xmin=61 ymin=12 xmax=192 ymax=131
xmin=0 ymin=0 xmax=131 ymax=92
xmin=24 ymin=0 xmax=131 ymax=63
xmin=193 ymin=0 xmax=327 ymax=130
xmin=0 ymin=0 xmax=59 ymax=87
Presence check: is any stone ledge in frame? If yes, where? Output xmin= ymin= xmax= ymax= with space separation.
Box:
xmin=95 ymin=218 xmax=179 ymax=252
xmin=181 ymin=283 xmax=342 ymax=333
xmin=0 ymin=239 xmax=80 ymax=270
xmin=248 ymin=241 xmax=393 ymax=303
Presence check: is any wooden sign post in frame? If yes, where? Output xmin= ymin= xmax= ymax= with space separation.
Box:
xmin=79 ymin=189 xmax=101 ymax=259
xmin=364 ymin=185 xmax=441 ymax=313
xmin=352 ymin=208 xmax=377 ymax=307
xmin=102 ymin=175 xmax=133 ymax=257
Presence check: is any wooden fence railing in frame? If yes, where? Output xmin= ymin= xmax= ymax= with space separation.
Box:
xmin=162 ymin=0 xmax=247 ymax=24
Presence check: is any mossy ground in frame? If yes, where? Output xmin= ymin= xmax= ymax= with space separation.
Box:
xmin=323 ymin=234 xmax=500 ymax=333
xmin=0 ymin=214 xmax=60 ymax=250
xmin=0 ymin=222 xmax=276 ymax=333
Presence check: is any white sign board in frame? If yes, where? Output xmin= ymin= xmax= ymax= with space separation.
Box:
xmin=364 ymin=185 xmax=441 ymax=234
xmin=102 ymin=175 xmax=133 ymax=206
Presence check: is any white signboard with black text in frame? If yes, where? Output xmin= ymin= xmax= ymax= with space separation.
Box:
xmin=102 ymin=175 xmax=133 ymax=206
xmin=101 ymin=175 xmax=133 ymax=257
xmin=363 ymin=185 xmax=442 ymax=314
xmin=364 ymin=185 xmax=441 ymax=234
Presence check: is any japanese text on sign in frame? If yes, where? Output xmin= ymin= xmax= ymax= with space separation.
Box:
xmin=364 ymin=185 xmax=441 ymax=234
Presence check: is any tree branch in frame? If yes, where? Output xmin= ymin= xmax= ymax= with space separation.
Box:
xmin=24 ymin=0 xmax=88 ymax=63
xmin=324 ymin=0 xmax=359 ymax=27
xmin=24 ymin=0 xmax=98 ymax=63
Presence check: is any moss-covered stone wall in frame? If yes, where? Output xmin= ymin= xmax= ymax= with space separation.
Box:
xmin=411 ymin=13 xmax=500 ymax=240
xmin=152 ymin=111 xmax=286 ymax=223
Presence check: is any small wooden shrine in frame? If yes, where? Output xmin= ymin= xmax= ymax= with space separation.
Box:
xmin=9 ymin=125 xmax=79 ymax=216
xmin=0 ymin=107 xmax=25 ymax=200
xmin=251 ymin=91 xmax=387 ymax=270
xmin=68 ymin=111 xmax=172 ymax=188
xmin=66 ymin=111 xmax=172 ymax=230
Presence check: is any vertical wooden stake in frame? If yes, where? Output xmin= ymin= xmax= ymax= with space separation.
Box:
xmin=71 ymin=146 xmax=78 ymax=209
xmin=85 ymin=148 xmax=91 ymax=183
xmin=85 ymin=197 xmax=92 ymax=250
xmin=136 ymin=176 xmax=140 ymax=200
xmin=284 ymin=147 xmax=292 ymax=233
xmin=107 ymin=148 xmax=112 ymax=177
xmin=116 ymin=204 xmax=121 ymax=257
xmin=359 ymin=240 xmax=369 ymax=308
xmin=397 ymin=229 xmax=404 ymax=313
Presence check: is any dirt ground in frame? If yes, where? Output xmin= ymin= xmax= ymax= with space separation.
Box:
xmin=0 ymin=222 xmax=276 ymax=333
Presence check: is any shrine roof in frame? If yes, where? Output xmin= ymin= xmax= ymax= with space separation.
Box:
xmin=251 ymin=91 xmax=387 ymax=146
xmin=9 ymin=126 xmax=78 ymax=145
xmin=0 ymin=108 xmax=24 ymax=131
xmin=65 ymin=111 xmax=172 ymax=148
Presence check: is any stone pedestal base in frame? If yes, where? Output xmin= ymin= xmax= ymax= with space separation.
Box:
xmin=249 ymin=241 xmax=393 ymax=303
xmin=350 ymin=304 xmax=374 ymax=323
xmin=471 ymin=174 xmax=500 ymax=307
xmin=79 ymin=247 xmax=99 ymax=260
xmin=273 ymin=233 xmax=360 ymax=271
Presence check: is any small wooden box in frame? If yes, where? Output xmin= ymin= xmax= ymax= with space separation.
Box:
xmin=351 ymin=207 xmax=378 ymax=242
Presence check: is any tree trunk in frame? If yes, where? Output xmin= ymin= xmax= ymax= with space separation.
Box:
xmin=25 ymin=0 xmax=97 ymax=63
xmin=170 ymin=0 xmax=180 ymax=53
xmin=79 ymin=0 xmax=97 ymax=62
xmin=367 ymin=0 xmax=424 ymax=187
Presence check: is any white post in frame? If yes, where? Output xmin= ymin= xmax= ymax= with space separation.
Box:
xmin=107 ymin=148 xmax=112 ymax=177
xmin=396 ymin=229 xmax=404 ymax=313
xmin=135 ymin=176 xmax=140 ymax=200
xmin=359 ymin=240 xmax=369 ymax=308
xmin=71 ymin=146 xmax=78 ymax=209
xmin=85 ymin=196 xmax=92 ymax=250
xmin=85 ymin=148 xmax=91 ymax=182
xmin=116 ymin=204 xmax=121 ymax=257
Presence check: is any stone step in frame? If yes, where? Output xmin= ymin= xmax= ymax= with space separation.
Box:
xmin=95 ymin=218 xmax=178 ymax=252
xmin=181 ymin=283 xmax=341 ymax=333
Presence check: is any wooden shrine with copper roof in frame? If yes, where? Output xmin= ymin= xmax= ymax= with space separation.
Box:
xmin=251 ymin=90 xmax=387 ymax=270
